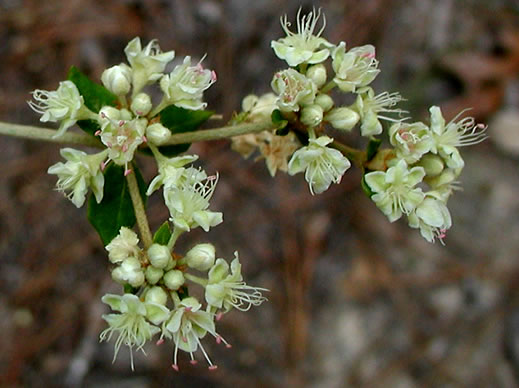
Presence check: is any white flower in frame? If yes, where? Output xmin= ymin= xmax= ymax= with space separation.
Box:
xmin=332 ymin=43 xmax=380 ymax=93
xmin=205 ymin=253 xmax=267 ymax=312
xmin=124 ymin=37 xmax=175 ymax=96
xmin=101 ymin=64 xmax=132 ymax=97
xmin=161 ymin=297 xmax=229 ymax=371
xmin=28 ymin=80 xmax=95 ymax=137
xmin=105 ymin=227 xmax=141 ymax=264
xmin=389 ymin=121 xmax=433 ymax=164
xmin=164 ymin=172 xmax=223 ymax=232
xmin=288 ymin=135 xmax=351 ymax=194
xmin=100 ymin=293 xmax=169 ymax=370
xmin=364 ymin=159 xmax=425 ymax=222
xmin=408 ymin=193 xmax=452 ymax=243
xmin=429 ymin=106 xmax=487 ymax=169
xmin=241 ymin=93 xmax=278 ymax=123
xmin=271 ymin=8 xmax=333 ymax=67
xmin=47 ymin=148 xmax=107 ymax=208
xmin=159 ymin=56 xmax=216 ymax=111
xmin=111 ymin=257 xmax=145 ymax=287
xmin=271 ymin=68 xmax=317 ymax=112
xmin=146 ymin=153 xmax=199 ymax=196
xmin=354 ymin=87 xmax=407 ymax=136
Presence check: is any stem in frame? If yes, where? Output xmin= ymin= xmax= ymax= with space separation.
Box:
xmin=331 ymin=140 xmax=366 ymax=168
xmin=320 ymin=80 xmax=336 ymax=94
xmin=184 ymin=273 xmax=208 ymax=287
xmin=167 ymin=226 xmax=183 ymax=251
xmin=126 ymin=171 xmax=153 ymax=249
xmin=0 ymin=122 xmax=102 ymax=147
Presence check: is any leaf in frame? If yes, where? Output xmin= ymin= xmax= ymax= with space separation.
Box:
xmin=87 ymin=163 xmax=147 ymax=246
xmin=153 ymin=222 xmax=172 ymax=245
xmin=68 ymin=66 xmax=117 ymax=113
xmin=146 ymin=106 xmax=213 ymax=157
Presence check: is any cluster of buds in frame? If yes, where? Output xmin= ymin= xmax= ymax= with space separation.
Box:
xmin=28 ymin=38 xmax=267 ymax=370
xmin=231 ymin=8 xmax=486 ymax=242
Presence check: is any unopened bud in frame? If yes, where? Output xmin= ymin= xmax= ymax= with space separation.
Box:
xmin=185 ymin=243 xmax=216 ymax=271
xmin=131 ymin=93 xmax=152 ymax=116
xmin=112 ymin=257 xmax=145 ymax=287
xmin=300 ymin=104 xmax=324 ymax=127
xmin=314 ymin=94 xmax=334 ymax=112
xmin=146 ymin=123 xmax=171 ymax=145
xmin=417 ymin=154 xmax=444 ymax=177
xmin=163 ymin=270 xmax=185 ymax=290
xmin=307 ymin=64 xmax=327 ymax=88
xmin=145 ymin=266 xmax=164 ymax=285
xmin=147 ymin=243 xmax=171 ymax=269
xmin=325 ymin=107 xmax=360 ymax=131
xmin=145 ymin=286 xmax=168 ymax=305
xmin=101 ymin=64 xmax=132 ymax=96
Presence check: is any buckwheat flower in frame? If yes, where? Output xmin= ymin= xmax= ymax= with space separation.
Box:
xmin=47 ymin=148 xmax=108 ymax=208
xmin=331 ymin=42 xmax=380 ymax=93
xmin=105 ymin=226 xmax=141 ymax=264
xmin=354 ymin=87 xmax=407 ymax=136
xmin=205 ymin=253 xmax=267 ymax=312
xmin=428 ymin=106 xmax=487 ymax=169
xmin=257 ymin=131 xmax=299 ymax=176
xmin=242 ymin=92 xmax=278 ymax=123
xmin=364 ymin=159 xmax=426 ymax=222
xmin=111 ymin=257 xmax=145 ymax=287
xmin=408 ymin=193 xmax=452 ymax=243
xmin=164 ymin=172 xmax=223 ymax=232
xmin=325 ymin=107 xmax=360 ymax=131
xmin=300 ymin=104 xmax=324 ymax=127
xmin=145 ymin=123 xmax=171 ymax=145
xmin=424 ymin=168 xmax=462 ymax=201
xmin=100 ymin=293 xmax=169 ymax=370
xmin=124 ymin=37 xmax=175 ymax=96
xmin=146 ymin=153 xmax=199 ymax=196
xmin=99 ymin=115 xmax=147 ymax=173
xmin=161 ymin=296 xmax=229 ymax=371
xmin=288 ymin=134 xmax=351 ymax=195
xmin=101 ymin=64 xmax=132 ymax=97
xmin=271 ymin=68 xmax=317 ymax=112
xmin=158 ymin=56 xmax=216 ymax=112
xmin=389 ymin=121 xmax=434 ymax=164
xmin=28 ymin=80 xmax=96 ymax=138
xmin=271 ymin=8 xmax=333 ymax=67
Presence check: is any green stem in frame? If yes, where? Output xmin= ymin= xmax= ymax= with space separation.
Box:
xmin=184 ymin=273 xmax=208 ymax=287
xmin=0 ymin=122 xmax=102 ymax=147
xmin=320 ymin=80 xmax=336 ymax=94
xmin=167 ymin=226 xmax=183 ymax=251
xmin=331 ymin=140 xmax=366 ymax=168
xmin=126 ymin=171 xmax=153 ymax=249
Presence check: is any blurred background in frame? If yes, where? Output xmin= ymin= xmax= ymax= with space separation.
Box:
xmin=1 ymin=0 xmax=519 ymax=387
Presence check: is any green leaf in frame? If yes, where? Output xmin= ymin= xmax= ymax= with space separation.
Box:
xmin=68 ymin=66 xmax=117 ymax=113
xmin=87 ymin=163 xmax=147 ymax=246
xmin=123 ymin=284 xmax=139 ymax=294
xmin=153 ymin=222 xmax=172 ymax=245
xmin=148 ymin=106 xmax=213 ymax=157
xmin=271 ymin=109 xmax=288 ymax=131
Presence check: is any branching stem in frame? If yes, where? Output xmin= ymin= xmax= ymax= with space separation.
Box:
xmin=126 ymin=171 xmax=153 ymax=249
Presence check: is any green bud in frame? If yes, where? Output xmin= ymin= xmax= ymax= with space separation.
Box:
xmin=185 ymin=243 xmax=216 ymax=271
xmin=325 ymin=107 xmax=360 ymax=131
xmin=314 ymin=94 xmax=334 ymax=112
xmin=101 ymin=64 xmax=132 ymax=96
xmin=307 ymin=64 xmax=327 ymax=88
xmin=145 ymin=123 xmax=171 ymax=146
xmin=416 ymin=154 xmax=444 ymax=177
xmin=145 ymin=266 xmax=164 ymax=285
xmin=131 ymin=92 xmax=152 ymax=116
xmin=300 ymin=104 xmax=324 ymax=127
xmin=147 ymin=243 xmax=171 ymax=269
xmin=144 ymin=286 xmax=168 ymax=305
xmin=163 ymin=269 xmax=185 ymax=290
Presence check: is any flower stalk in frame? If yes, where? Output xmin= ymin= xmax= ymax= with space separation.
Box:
xmin=126 ymin=171 xmax=152 ymax=249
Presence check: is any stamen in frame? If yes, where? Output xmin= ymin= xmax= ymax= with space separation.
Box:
xmin=171 ymin=364 xmax=179 ymax=372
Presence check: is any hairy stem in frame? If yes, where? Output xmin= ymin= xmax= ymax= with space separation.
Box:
xmin=126 ymin=171 xmax=153 ymax=249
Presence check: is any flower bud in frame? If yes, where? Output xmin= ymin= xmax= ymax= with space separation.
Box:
xmin=325 ymin=107 xmax=360 ymax=131
xmin=145 ymin=286 xmax=168 ymax=305
xmin=147 ymin=243 xmax=171 ymax=269
xmin=101 ymin=64 xmax=132 ymax=96
xmin=300 ymin=104 xmax=324 ymax=127
xmin=146 ymin=123 xmax=171 ymax=145
xmin=163 ymin=269 xmax=185 ymax=290
xmin=99 ymin=106 xmax=121 ymax=122
xmin=185 ymin=243 xmax=216 ymax=271
xmin=314 ymin=94 xmax=334 ymax=112
xmin=307 ymin=64 xmax=327 ymax=88
xmin=145 ymin=266 xmax=164 ymax=285
xmin=131 ymin=93 xmax=152 ymax=116
xmin=112 ymin=257 xmax=145 ymax=287
xmin=416 ymin=154 xmax=444 ymax=177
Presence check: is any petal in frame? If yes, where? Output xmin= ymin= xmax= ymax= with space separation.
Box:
xmin=101 ymin=294 xmax=124 ymax=312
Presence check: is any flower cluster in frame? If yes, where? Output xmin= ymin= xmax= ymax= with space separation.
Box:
xmin=230 ymin=8 xmax=486 ymax=243
xmin=35 ymin=37 xmax=216 ymax=205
